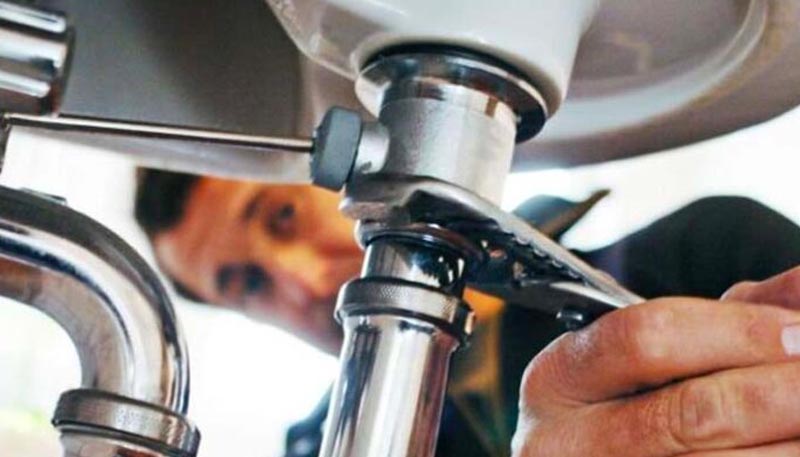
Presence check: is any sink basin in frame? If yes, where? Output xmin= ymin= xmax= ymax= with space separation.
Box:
xmin=46 ymin=0 xmax=800 ymax=170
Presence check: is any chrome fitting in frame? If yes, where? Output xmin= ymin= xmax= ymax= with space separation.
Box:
xmin=0 ymin=1 xmax=73 ymax=114
xmin=54 ymin=389 xmax=200 ymax=457
xmin=357 ymin=49 xmax=548 ymax=141
xmin=337 ymin=277 xmax=474 ymax=343
xmin=353 ymin=50 xmax=548 ymax=203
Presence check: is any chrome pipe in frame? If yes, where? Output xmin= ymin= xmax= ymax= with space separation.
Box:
xmin=323 ymin=308 xmax=461 ymax=457
xmin=0 ymin=186 xmax=198 ymax=455
xmin=1 ymin=114 xmax=314 ymax=183
xmin=322 ymin=237 xmax=474 ymax=457
xmin=0 ymin=1 xmax=72 ymax=114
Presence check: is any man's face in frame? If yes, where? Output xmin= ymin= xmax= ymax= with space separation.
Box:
xmin=152 ymin=178 xmax=363 ymax=352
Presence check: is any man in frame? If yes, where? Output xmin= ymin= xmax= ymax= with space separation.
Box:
xmin=135 ymin=171 xmax=362 ymax=352
xmin=136 ymin=169 xmax=800 ymax=456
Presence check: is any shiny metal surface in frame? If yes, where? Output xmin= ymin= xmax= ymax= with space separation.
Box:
xmin=377 ymin=96 xmax=514 ymax=204
xmin=343 ymin=176 xmax=644 ymax=311
xmin=357 ymin=51 xmax=548 ymax=140
xmin=60 ymin=432 xmax=170 ymax=457
xmin=337 ymin=278 xmax=474 ymax=340
xmin=323 ymin=314 xmax=459 ymax=457
xmin=321 ymin=49 xmax=615 ymax=457
xmin=3 ymin=113 xmax=313 ymax=151
xmin=352 ymin=121 xmax=389 ymax=176
xmin=361 ymin=237 xmax=467 ymax=293
xmin=0 ymin=1 xmax=72 ymax=114
xmin=0 ymin=186 xmax=198 ymax=455
xmin=355 ymin=52 xmax=547 ymax=203
xmin=322 ymin=232 xmax=474 ymax=457
xmin=54 ymin=389 xmax=199 ymax=456
xmin=1 ymin=113 xmax=313 ymax=183
xmin=0 ymin=185 xmax=189 ymax=411
xmin=323 ymin=277 xmax=472 ymax=457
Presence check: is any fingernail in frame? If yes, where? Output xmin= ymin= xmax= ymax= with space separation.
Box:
xmin=782 ymin=325 xmax=800 ymax=355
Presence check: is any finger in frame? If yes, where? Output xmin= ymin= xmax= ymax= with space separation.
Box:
xmin=681 ymin=440 xmax=800 ymax=456
xmin=520 ymin=297 xmax=800 ymax=415
xmin=516 ymin=362 xmax=800 ymax=457
xmin=723 ymin=266 xmax=800 ymax=309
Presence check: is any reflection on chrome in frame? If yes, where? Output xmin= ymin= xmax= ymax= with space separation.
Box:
xmin=0 ymin=186 xmax=198 ymax=456
xmin=0 ymin=1 xmax=72 ymax=114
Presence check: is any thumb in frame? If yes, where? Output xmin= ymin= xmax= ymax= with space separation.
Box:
xmin=723 ymin=266 xmax=800 ymax=309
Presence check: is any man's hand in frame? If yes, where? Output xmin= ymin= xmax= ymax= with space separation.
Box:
xmin=513 ymin=267 xmax=800 ymax=456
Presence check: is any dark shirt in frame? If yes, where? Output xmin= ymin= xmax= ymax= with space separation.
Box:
xmin=286 ymin=196 xmax=800 ymax=457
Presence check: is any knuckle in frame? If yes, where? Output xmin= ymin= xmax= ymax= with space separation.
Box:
xmin=738 ymin=308 xmax=777 ymax=356
xmin=784 ymin=270 xmax=800 ymax=301
xmin=519 ymin=336 xmax=575 ymax=414
xmin=669 ymin=378 xmax=741 ymax=447
xmin=607 ymin=302 xmax=676 ymax=365
xmin=520 ymin=346 xmax=549 ymax=412
xmin=629 ymin=391 xmax=679 ymax=453
xmin=519 ymin=355 xmax=547 ymax=409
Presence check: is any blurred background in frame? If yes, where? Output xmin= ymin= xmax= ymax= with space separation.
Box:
xmin=0 ymin=102 xmax=797 ymax=456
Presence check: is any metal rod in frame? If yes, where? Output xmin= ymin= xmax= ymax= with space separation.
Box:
xmin=2 ymin=113 xmax=314 ymax=152
xmin=1 ymin=113 xmax=314 ymax=183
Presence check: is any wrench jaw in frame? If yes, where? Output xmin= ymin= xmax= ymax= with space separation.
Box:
xmin=344 ymin=175 xmax=643 ymax=326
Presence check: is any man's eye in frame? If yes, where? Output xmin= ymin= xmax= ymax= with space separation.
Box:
xmin=266 ymin=203 xmax=296 ymax=239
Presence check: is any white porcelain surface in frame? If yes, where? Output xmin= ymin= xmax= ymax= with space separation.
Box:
xmin=530 ymin=0 xmax=800 ymax=169
xmin=267 ymin=0 xmax=600 ymax=113
xmin=281 ymin=0 xmax=800 ymax=169
xmin=39 ymin=0 xmax=800 ymax=171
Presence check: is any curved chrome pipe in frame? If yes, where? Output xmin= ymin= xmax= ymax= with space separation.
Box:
xmin=0 ymin=185 xmax=188 ymax=412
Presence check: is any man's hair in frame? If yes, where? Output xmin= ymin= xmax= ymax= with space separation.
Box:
xmin=134 ymin=169 xmax=204 ymax=302
xmin=134 ymin=169 xmax=199 ymax=238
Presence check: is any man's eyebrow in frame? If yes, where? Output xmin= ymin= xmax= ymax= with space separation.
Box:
xmin=241 ymin=191 xmax=266 ymax=221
